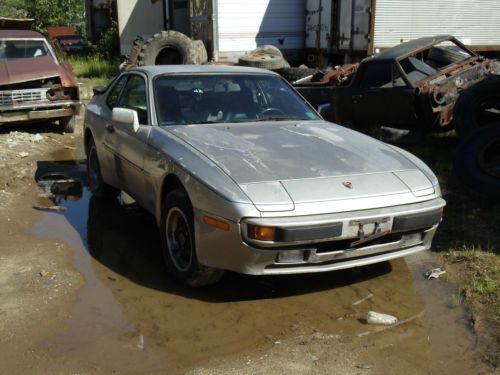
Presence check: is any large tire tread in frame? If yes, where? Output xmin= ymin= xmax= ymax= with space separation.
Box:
xmin=453 ymin=123 xmax=500 ymax=202
xmin=136 ymin=30 xmax=207 ymax=66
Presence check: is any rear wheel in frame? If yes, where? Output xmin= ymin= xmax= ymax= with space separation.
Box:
xmin=86 ymin=138 xmax=120 ymax=198
xmin=453 ymin=122 xmax=500 ymax=201
xmin=453 ymin=76 xmax=500 ymax=139
xmin=161 ymin=189 xmax=224 ymax=287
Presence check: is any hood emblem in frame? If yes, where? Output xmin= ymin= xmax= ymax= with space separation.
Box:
xmin=342 ymin=181 xmax=353 ymax=189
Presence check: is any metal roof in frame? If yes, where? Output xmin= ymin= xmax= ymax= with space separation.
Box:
xmin=369 ymin=35 xmax=456 ymax=62
xmin=0 ymin=29 xmax=45 ymax=39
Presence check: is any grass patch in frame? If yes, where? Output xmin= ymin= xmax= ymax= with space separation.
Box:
xmin=68 ymin=55 xmax=120 ymax=80
xmin=444 ymin=244 xmax=499 ymax=320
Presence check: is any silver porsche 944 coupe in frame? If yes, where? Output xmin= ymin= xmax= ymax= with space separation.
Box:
xmin=84 ymin=65 xmax=445 ymax=286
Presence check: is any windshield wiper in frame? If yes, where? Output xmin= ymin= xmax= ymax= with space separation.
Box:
xmin=255 ymin=116 xmax=308 ymax=122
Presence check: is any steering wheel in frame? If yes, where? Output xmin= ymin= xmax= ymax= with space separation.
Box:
xmin=257 ymin=107 xmax=286 ymax=119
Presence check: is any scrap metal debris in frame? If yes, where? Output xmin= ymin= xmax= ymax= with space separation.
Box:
xmin=33 ymin=205 xmax=67 ymax=212
xmin=367 ymin=311 xmax=398 ymax=325
xmin=425 ymin=267 xmax=446 ymax=280
xmin=352 ymin=293 xmax=374 ymax=306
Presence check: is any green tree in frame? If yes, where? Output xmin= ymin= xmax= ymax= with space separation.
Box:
xmin=0 ymin=0 xmax=29 ymax=18
xmin=25 ymin=0 xmax=85 ymax=36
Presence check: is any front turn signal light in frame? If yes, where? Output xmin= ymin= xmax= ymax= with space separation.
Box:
xmin=203 ymin=216 xmax=230 ymax=231
xmin=249 ymin=225 xmax=276 ymax=241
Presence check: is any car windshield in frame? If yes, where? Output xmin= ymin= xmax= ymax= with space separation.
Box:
xmin=0 ymin=39 xmax=50 ymax=61
xmin=154 ymin=74 xmax=320 ymax=126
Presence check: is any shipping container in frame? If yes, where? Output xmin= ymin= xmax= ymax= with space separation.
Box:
xmin=306 ymin=0 xmax=500 ymax=64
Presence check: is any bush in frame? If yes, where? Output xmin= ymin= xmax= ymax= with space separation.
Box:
xmin=96 ymin=22 xmax=120 ymax=59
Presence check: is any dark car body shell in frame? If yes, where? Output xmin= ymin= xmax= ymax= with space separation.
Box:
xmin=296 ymin=35 xmax=500 ymax=130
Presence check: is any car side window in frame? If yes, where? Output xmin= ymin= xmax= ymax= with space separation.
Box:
xmin=106 ymin=75 xmax=128 ymax=109
xmin=117 ymin=75 xmax=148 ymax=125
xmin=359 ymin=62 xmax=392 ymax=88
xmin=392 ymin=63 xmax=407 ymax=87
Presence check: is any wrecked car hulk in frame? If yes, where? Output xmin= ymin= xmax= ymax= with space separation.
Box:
xmin=296 ymin=35 xmax=500 ymax=137
xmin=84 ymin=65 xmax=445 ymax=287
xmin=0 ymin=30 xmax=81 ymax=133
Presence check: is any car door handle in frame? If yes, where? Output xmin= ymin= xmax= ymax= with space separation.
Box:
xmin=105 ymin=123 xmax=115 ymax=133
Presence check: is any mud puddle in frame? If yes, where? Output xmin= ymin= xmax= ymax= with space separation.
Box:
xmin=29 ymin=155 xmax=488 ymax=374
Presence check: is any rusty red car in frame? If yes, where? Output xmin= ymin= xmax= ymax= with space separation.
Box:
xmin=0 ymin=29 xmax=81 ymax=133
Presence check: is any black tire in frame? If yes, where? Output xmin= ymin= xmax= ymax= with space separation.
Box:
xmin=86 ymin=138 xmax=120 ymax=198
xmin=59 ymin=116 xmax=75 ymax=133
xmin=237 ymin=53 xmax=290 ymax=70
xmin=252 ymin=44 xmax=283 ymax=58
xmin=453 ymin=76 xmax=500 ymax=139
xmin=137 ymin=30 xmax=207 ymax=66
xmin=160 ymin=189 xmax=224 ymax=287
xmin=275 ymin=67 xmax=319 ymax=82
xmin=453 ymin=122 xmax=500 ymax=201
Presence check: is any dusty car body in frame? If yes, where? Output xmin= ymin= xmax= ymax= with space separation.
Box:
xmin=296 ymin=35 xmax=500 ymax=131
xmin=84 ymin=65 xmax=445 ymax=286
xmin=53 ymin=34 xmax=89 ymax=54
xmin=0 ymin=29 xmax=81 ymax=132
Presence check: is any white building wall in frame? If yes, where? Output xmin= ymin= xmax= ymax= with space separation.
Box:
xmin=117 ymin=0 xmax=165 ymax=55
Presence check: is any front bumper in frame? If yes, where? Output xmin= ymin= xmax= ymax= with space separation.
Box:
xmin=194 ymin=197 xmax=446 ymax=275
xmin=0 ymin=100 xmax=81 ymax=125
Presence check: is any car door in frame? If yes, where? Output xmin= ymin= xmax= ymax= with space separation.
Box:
xmin=92 ymin=74 xmax=129 ymax=189
xmin=355 ymin=62 xmax=417 ymax=128
xmin=106 ymin=73 xmax=152 ymax=204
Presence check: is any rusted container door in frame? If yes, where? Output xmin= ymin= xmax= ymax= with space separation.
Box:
xmin=337 ymin=0 xmax=372 ymax=53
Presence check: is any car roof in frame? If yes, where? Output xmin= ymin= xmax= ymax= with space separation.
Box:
xmin=129 ymin=64 xmax=280 ymax=77
xmin=0 ymin=29 xmax=45 ymax=39
xmin=368 ymin=35 xmax=457 ymax=62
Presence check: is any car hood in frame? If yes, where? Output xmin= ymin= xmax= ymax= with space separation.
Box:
xmin=0 ymin=55 xmax=60 ymax=85
xmin=169 ymin=121 xmax=435 ymax=211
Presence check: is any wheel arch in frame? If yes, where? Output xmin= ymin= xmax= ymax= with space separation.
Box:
xmin=84 ymin=128 xmax=94 ymax=156
xmin=157 ymin=173 xmax=192 ymax=224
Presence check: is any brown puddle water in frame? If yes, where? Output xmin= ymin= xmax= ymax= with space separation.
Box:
xmin=30 ymin=157 xmax=488 ymax=374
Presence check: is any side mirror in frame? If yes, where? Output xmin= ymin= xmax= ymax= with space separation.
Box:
xmin=92 ymin=86 xmax=106 ymax=95
xmin=112 ymin=107 xmax=140 ymax=132
xmin=317 ymin=103 xmax=331 ymax=118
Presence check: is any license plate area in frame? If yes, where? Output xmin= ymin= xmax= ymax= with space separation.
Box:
xmin=348 ymin=217 xmax=391 ymax=247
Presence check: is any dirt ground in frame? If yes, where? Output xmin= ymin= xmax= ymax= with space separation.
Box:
xmin=0 ymin=115 xmax=497 ymax=374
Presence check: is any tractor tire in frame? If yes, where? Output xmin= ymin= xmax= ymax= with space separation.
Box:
xmin=237 ymin=53 xmax=290 ymax=70
xmin=453 ymin=75 xmax=500 ymax=139
xmin=251 ymin=44 xmax=283 ymax=58
xmin=453 ymin=122 xmax=500 ymax=201
xmin=275 ymin=67 xmax=319 ymax=82
xmin=136 ymin=30 xmax=207 ymax=66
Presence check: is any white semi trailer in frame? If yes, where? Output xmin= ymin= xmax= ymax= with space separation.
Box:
xmin=306 ymin=0 xmax=500 ymax=64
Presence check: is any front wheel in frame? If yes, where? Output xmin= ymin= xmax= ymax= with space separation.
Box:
xmin=160 ymin=189 xmax=224 ymax=287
